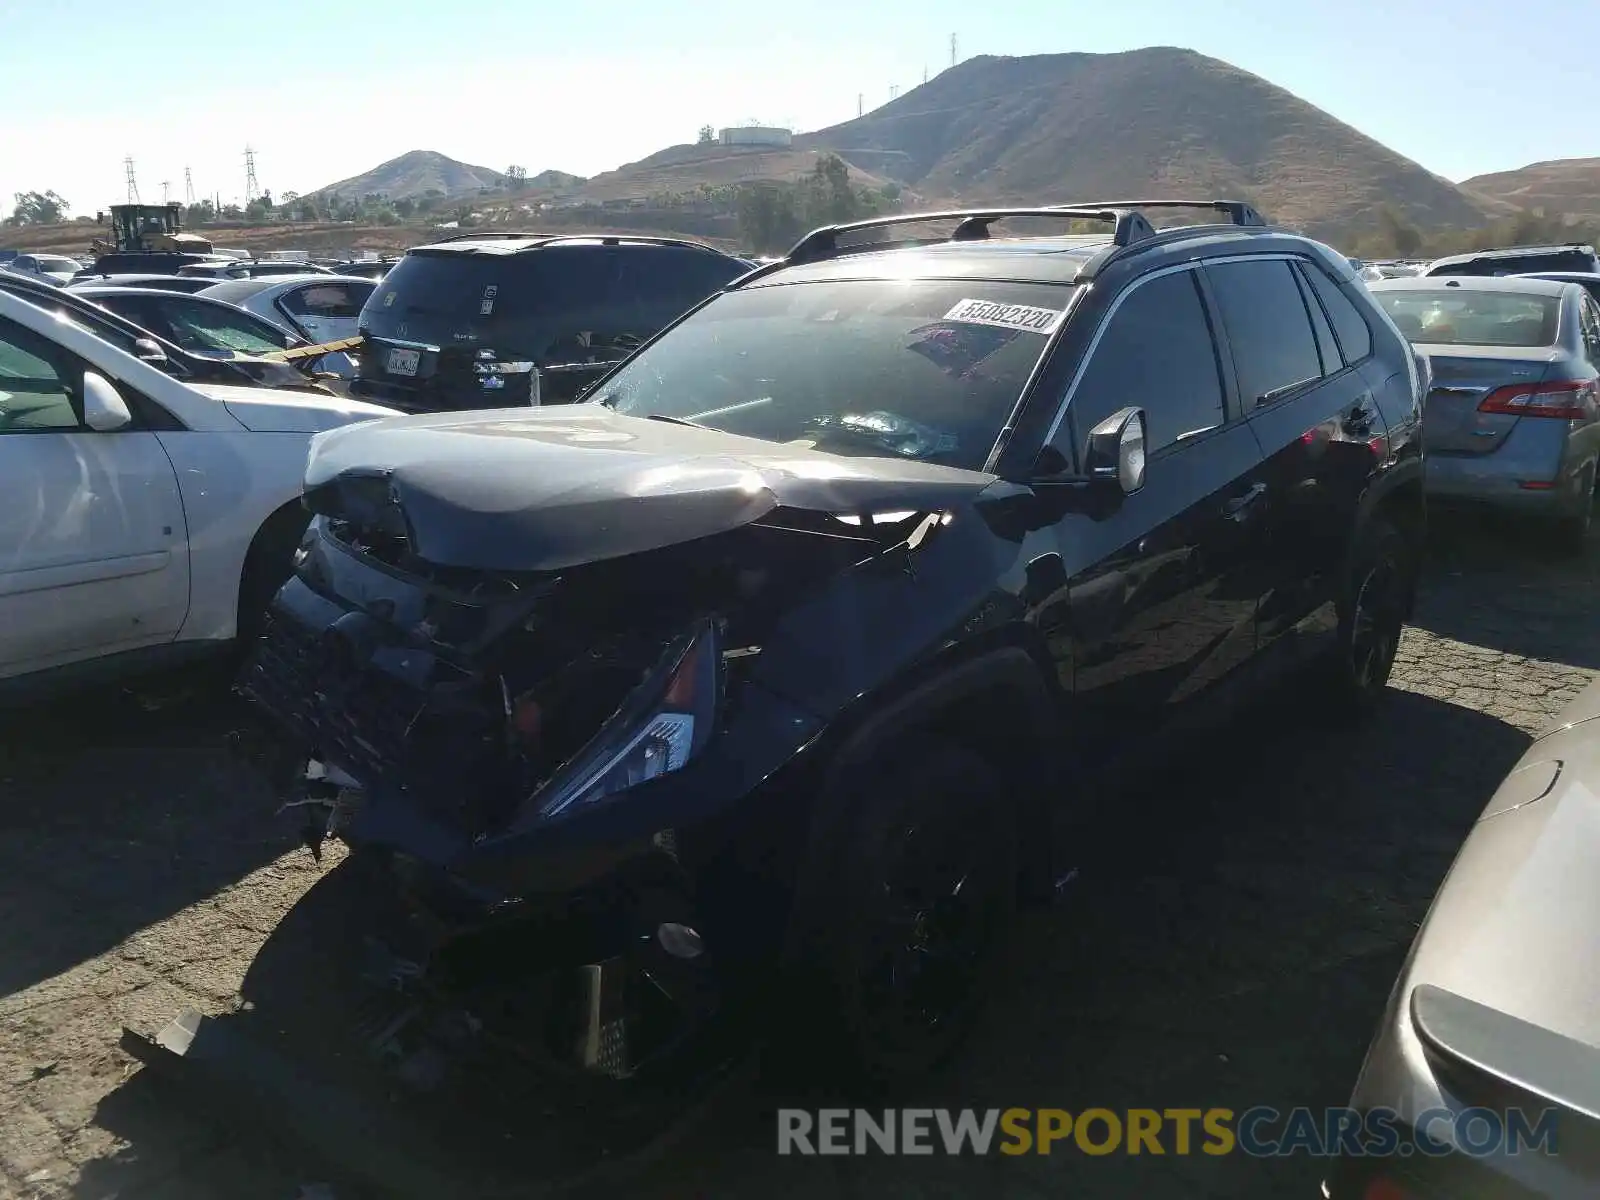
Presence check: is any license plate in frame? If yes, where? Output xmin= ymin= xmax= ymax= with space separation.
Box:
xmin=385 ymin=347 xmax=421 ymax=377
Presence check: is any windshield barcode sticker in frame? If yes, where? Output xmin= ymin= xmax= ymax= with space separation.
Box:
xmin=942 ymin=299 xmax=1065 ymax=335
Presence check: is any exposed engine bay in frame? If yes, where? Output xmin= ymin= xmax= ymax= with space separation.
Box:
xmin=234 ymin=444 xmax=968 ymax=1084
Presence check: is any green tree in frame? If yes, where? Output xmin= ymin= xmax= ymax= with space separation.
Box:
xmin=1375 ymin=205 xmax=1423 ymax=258
xmin=10 ymin=190 xmax=69 ymax=225
xmin=697 ymin=125 xmax=716 ymax=145
xmin=506 ymin=165 xmax=528 ymax=192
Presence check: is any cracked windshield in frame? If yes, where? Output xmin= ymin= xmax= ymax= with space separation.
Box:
xmin=3 ymin=0 xmax=1597 ymax=1197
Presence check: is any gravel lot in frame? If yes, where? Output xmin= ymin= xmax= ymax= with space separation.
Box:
xmin=1 ymin=515 xmax=1595 ymax=1200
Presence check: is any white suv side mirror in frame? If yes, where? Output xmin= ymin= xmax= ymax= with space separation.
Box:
xmin=82 ymin=371 xmax=133 ymax=432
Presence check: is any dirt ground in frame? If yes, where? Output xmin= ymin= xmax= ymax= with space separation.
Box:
xmin=1 ymin=516 xmax=1595 ymax=1200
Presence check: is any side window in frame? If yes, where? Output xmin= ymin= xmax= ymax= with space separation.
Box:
xmin=1301 ymin=261 xmax=1374 ymax=363
xmin=1069 ymin=269 xmax=1226 ymax=455
xmin=0 ymin=317 xmax=81 ymax=433
xmin=1293 ymin=265 xmax=1341 ymax=374
xmin=280 ymin=283 xmax=370 ymax=320
xmin=1206 ymin=259 xmax=1323 ymax=407
xmin=164 ymin=300 xmax=292 ymax=355
xmin=1579 ymin=297 xmax=1600 ymax=363
xmin=103 ymin=296 xmax=170 ymax=341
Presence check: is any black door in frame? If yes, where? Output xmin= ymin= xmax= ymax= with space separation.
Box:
xmin=1036 ymin=266 xmax=1271 ymax=770
xmin=1202 ymin=256 xmax=1384 ymax=649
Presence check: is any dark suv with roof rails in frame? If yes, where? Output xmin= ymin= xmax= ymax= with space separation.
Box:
xmin=1424 ymin=243 xmax=1600 ymax=277
xmin=350 ymin=232 xmax=753 ymax=413
xmin=221 ymin=199 xmax=1427 ymax=1141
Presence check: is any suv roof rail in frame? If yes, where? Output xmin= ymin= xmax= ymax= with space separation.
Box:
xmin=431 ymin=230 xmax=557 ymax=243
xmin=533 ymin=233 xmax=729 ymax=254
xmin=1064 ymin=199 xmax=1269 ymax=228
xmin=1457 ymin=243 xmax=1593 ymax=255
xmin=425 ymin=230 xmax=729 ymax=254
xmin=785 ymin=207 xmax=1159 ymax=265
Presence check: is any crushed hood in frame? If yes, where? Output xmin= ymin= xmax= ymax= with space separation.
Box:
xmin=193 ymin=382 xmax=400 ymax=433
xmin=303 ymin=405 xmax=996 ymax=572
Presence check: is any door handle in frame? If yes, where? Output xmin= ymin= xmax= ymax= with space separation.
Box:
xmin=1224 ymin=481 xmax=1268 ymax=520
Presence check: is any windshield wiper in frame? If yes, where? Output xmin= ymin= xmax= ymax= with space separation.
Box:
xmin=641 ymin=413 xmax=710 ymax=429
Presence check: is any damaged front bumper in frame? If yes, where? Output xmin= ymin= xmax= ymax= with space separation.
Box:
xmin=232 ymin=523 xmax=823 ymax=1084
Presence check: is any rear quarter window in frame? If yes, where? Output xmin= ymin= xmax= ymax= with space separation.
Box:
xmin=1300 ymin=261 xmax=1374 ymax=363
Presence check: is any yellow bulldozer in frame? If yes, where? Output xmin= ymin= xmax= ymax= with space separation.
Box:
xmin=91 ymin=203 xmax=214 ymax=256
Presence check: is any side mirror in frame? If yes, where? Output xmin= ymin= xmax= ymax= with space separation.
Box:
xmin=82 ymin=371 xmax=133 ymax=432
xmin=133 ymin=337 xmax=168 ymax=366
xmin=1084 ymin=406 xmax=1147 ymax=495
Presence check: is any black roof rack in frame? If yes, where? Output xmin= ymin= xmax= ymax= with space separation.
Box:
xmin=785 ymin=207 xmax=1155 ymax=265
xmin=782 ymin=198 xmax=1270 ymax=266
xmin=1448 ymin=243 xmax=1593 ymax=256
xmin=1064 ymin=199 xmax=1268 ymax=228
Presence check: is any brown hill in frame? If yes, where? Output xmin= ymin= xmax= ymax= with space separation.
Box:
xmin=1460 ymin=158 xmax=1600 ymax=219
xmin=799 ymin=47 xmax=1508 ymax=236
xmin=303 ymin=149 xmax=505 ymax=202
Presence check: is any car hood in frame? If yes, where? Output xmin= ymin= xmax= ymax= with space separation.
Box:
xmin=303 ymin=405 xmax=997 ymax=572
xmin=1398 ymin=679 xmax=1600 ymax=1051
xmin=192 ymin=382 xmax=400 ymax=433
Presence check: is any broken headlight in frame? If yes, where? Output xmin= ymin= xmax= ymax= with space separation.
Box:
xmin=531 ymin=621 xmax=721 ymax=821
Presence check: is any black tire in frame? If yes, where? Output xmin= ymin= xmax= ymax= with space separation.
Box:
xmin=1322 ymin=515 xmax=1414 ymax=718
xmin=800 ymin=739 xmax=1018 ymax=1087
xmin=236 ymin=505 xmax=310 ymax=651
xmin=1551 ymin=462 xmax=1595 ymax=556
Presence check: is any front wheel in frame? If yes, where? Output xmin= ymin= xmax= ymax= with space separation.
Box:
xmin=1323 ymin=516 xmax=1414 ymax=718
xmin=802 ymin=740 xmax=1018 ymax=1087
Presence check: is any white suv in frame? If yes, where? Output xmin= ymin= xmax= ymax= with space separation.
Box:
xmin=0 ymin=288 xmax=399 ymax=697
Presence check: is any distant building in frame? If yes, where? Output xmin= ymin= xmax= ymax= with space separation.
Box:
xmin=719 ymin=125 xmax=792 ymax=148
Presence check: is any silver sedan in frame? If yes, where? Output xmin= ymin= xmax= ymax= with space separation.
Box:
xmin=1369 ymin=276 xmax=1600 ymax=549
xmin=1325 ymin=675 xmax=1600 ymax=1199
xmin=196 ymin=275 xmax=377 ymax=377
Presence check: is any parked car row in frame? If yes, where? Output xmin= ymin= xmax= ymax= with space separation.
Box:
xmin=0 ymin=284 xmax=396 ymax=699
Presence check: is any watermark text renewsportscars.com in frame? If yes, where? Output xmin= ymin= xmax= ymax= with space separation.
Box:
xmin=776 ymin=1107 xmax=1560 ymax=1158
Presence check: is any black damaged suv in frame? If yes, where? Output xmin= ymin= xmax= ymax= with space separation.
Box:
xmin=237 ymin=200 xmax=1426 ymax=1089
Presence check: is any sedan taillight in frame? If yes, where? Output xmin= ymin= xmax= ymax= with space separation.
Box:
xmin=1477 ymin=379 xmax=1595 ymax=419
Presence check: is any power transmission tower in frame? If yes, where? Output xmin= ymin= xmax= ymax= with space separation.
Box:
xmin=123 ymin=157 xmax=140 ymax=204
xmin=950 ymin=33 xmax=958 ymax=68
xmin=161 ymin=181 xmax=172 ymax=205
xmin=857 ymin=92 xmax=863 ymax=117
xmin=923 ymin=65 xmax=929 ymax=84
xmin=889 ymin=83 xmax=900 ymax=101
xmin=243 ymin=146 xmax=260 ymax=203
xmin=184 ymin=167 xmax=196 ymax=205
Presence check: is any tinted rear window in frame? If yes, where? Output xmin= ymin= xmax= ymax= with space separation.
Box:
xmin=361 ymin=244 xmax=745 ymax=358
xmin=1374 ymin=289 xmax=1562 ymax=347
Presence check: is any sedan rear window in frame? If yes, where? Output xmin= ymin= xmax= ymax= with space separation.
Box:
xmin=1373 ymin=290 xmax=1561 ymax=347
xmin=594 ymin=279 xmax=1074 ymax=471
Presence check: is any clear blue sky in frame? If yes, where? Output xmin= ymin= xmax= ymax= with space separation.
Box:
xmin=2 ymin=0 xmax=1595 ymax=217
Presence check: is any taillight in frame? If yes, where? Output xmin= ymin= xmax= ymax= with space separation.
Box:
xmin=1361 ymin=1178 xmax=1418 ymax=1200
xmin=1477 ymin=379 xmax=1595 ymax=419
